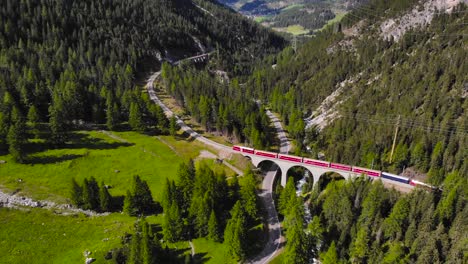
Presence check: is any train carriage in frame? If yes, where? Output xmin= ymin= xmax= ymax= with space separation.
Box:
xmin=254 ymin=150 xmax=278 ymax=159
xmin=352 ymin=166 xmax=381 ymax=177
xmin=303 ymin=158 xmax=330 ymax=168
xmin=278 ymin=154 xmax=303 ymax=163
xmin=330 ymin=162 xmax=352 ymax=171
xmin=382 ymin=172 xmax=410 ymax=184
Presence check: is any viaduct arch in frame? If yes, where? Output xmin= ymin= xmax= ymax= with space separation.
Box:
xmin=244 ymin=154 xmax=352 ymax=187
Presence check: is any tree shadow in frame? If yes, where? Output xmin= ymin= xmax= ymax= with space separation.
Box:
xmin=26 ymin=132 xmax=134 ymax=155
xmin=26 ymin=154 xmax=84 ymax=165
xmin=65 ymin=132 xmax=133 ymax=150
xmin=192 ymin=252 xmax=210 ymax=264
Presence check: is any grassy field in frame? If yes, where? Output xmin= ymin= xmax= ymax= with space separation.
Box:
xmin=281 ymin=4 xmax=304 ymax=11
xmin=0 ymin=131 xmax=208 ymax=203
xmin=0 ymin=129 xmax=248 ymax=263
xmin=273 ymin=24 xmax=310 ymax=35
xmin=318 ymin=10 xmax=347 ymax=32
xmin=0 ymin=207 xmax=135 ymax=264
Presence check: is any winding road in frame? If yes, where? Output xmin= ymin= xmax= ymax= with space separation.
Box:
xmin=147 ymin=69 xmax=290 ymax=263
xmin=249 ymin=109 xmax=290 ymax=264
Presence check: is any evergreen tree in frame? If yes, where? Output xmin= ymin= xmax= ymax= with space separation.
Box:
xmin=129 ymin=102 xmax=144 ymax=132
xmin=70 ymin=178 xmax=83 ymax=207
xmin=133 ymin=175 xmax=154 ymax=214
xmin=106 ymin=93 xmax=119 ymax=130
xmin=320 ymin=241 xmax=339 ymax=264
xmin=177 ymin=160 xmax=195 ymax=214
xmin=128 ymin=223 xmax=142 ymax=264
xmin=163 ymin=202 xmax=184 ymax=242
xmin=208 ymin=210 xmax=221 ymax=242
xmin=27 ymin=105 xmax=40 ymax=138
xmin=124 ymin=190 xmax=137 ymax=216
xmin=224 ymin=201 xmax=247 ymax=261
xmin=7 ymin=119 xmax=27 ymax=163
xmin=279 ymin=177 xmax=296 ymax=216
xmin=99 ymin=182 xmax=112 ymax=212
xmin=283 ymin=196 xmax=309 ymax=263
xmin=0 ymin=112 xmax=8 ymax=150
xmin=240 ymin=169 xmax=259 ymax=221
xmin=169 ymin=115 xmax=178 ymax=136
xmin=82 ymin=177 xmax=100 ymax=211
xmin=141 ymin=218 xmax=153 ymax=264
xmin=48 ymin=103 xmax=68 ymax=146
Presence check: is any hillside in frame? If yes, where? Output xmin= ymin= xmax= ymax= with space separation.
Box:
xmin=248 ymin=0 xmax=467 ymax=185
xmin=218 ymin=0 xmax=369 ymax=35
xmin=0 ymin=0 xmax=285 ymax=150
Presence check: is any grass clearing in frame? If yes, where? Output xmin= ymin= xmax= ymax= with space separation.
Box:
xmin=0 ymin=130 xmax=206 ymax=203
xmin=0 ymin=207 xmax=134 ymax=264
xmin=318 ymin=10 xmax=347 ymax=32
xmin=273 ymin=24 xmax=310 ymax=35
xmin=0 ymin=129 xmax=250 ymax=264
xmin=281 ymin=4 xmax=304 ymax=11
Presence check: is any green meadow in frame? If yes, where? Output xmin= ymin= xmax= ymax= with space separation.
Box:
xmin=0 ymin=130 xmax=242 ymax=264
xmin=0 ymin=207 xmax=135 ymax=264
xmin=0 ymin=131 xmax=208 ymax=202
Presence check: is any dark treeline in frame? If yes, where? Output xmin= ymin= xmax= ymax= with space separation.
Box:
xmin=247 ymin=0 xmax=467 ymax=185
xmin=71 ymin=175 xmax=155 ymax=215
xmin=161 ymin=63 xmax=276 ymax=148
xmin=161 ymin=161 xmax=261 ymax=261
xmin=277 ymin=170 xmax=466 ymax=263
xmin=109 ymin=161 xmax=262 ymax=263
xmin=0 ymin=0 xmax=285 ymax=162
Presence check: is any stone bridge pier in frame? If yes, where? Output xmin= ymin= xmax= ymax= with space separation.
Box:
xmin=247 ymin=155 xmax=352 ymax=187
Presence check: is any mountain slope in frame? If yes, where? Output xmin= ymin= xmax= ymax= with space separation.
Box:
xmin=0 ymin=0 xmax=285 ymax=144
xmin=248 ymin=0 xmax=467 ymax=184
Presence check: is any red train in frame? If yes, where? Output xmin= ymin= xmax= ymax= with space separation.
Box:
xmin=232 ymin=145 xmax=435 ymax=190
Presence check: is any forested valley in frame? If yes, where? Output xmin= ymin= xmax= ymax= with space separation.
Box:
xmin=0 ymin=0 xmax=285 ymax=162
xmin=249 ymin=0 xmax=467 ymax=185
xmin=0 ymin=0 xmax=466 ymax=263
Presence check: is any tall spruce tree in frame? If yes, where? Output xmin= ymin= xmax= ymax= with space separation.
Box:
xmin=7 ymin=118 xmax=27 ymax=163
xmin=224 ymin=201 xmax=247 ymax=261
xmin=99 ymin=182 xmax=112 ymax=212
xmin=70 ymin=178 xmax=83 ymax=207
xmin=208 ymin=210 xmax=221 ymax=242
xmin=129 ymin=102 xmax=144 ymax=132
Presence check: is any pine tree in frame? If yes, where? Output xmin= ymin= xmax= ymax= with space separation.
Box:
xmin=124 ymin=190 xmax=137 ymax=216
xmin=283 ymin=196 xmax=308 ymax=264
xmin=82 ymin=177 xmax=100 ymax=211
xmin=133 ymin=175 xmax=154 ymax=214
xmin=240 ymin=169 xmax=258 ymax=221
xmin=141 ymin=219 xmax=153 ymax=264
xmin=129 ymin=102 xmax=145 ymax=132
xmin=99 ymin=182 xmax=112 ymax=212
xmin=0 ymin=112 xmax=8 ymax=150
xmin=279 ymin=177 xmax=296 ymax=216
xmin=163 ymin=202 xmax=184 ymax=242
xmin=7 ymin=119 xmax=28 ymax=163
xmin=320 ymin=241 xmax=339 ymax=264
xmin=169 ymin=115 xmax=178 ymax=136
xmin=177 ymin=160 xmax=195 ymax=214
xmin=208 ymin=210 xmax=221 ymax=242
xmin=27 ymin=105 xmax=40 ymax=138
xmin=128 ymin=223 xmax=142 ymax=264
xmin=70 ymin=178 xmax=83 ymax=207
xmin=48 ymin=102 xmax=68 ymax=146
xmin=106 ymin=93 xmax=119 ymax=130
xmin=224 ymin=201 xmax=247 ymax=261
